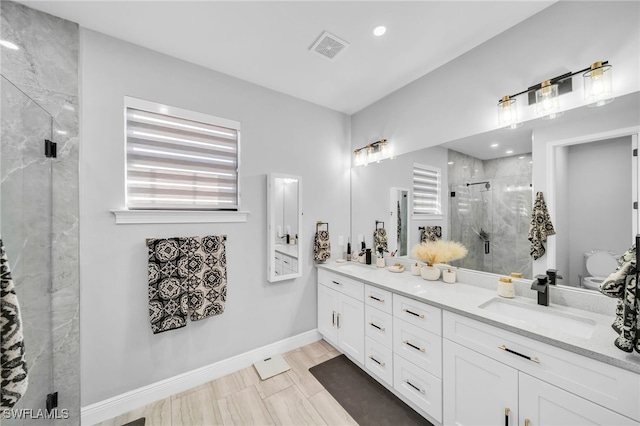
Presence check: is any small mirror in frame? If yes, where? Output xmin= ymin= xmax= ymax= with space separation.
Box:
xmin=267 ymin=173 xmax=302 ymax=282
xmin=389 ymin=187 xmax=410 ymax=257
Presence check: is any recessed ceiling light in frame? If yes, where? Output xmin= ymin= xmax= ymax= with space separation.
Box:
xmin=373 ymin=26 xmax=387 ymax=37
xmin=518 ymin=156 xmax=525 ymax=159
xmin=506 ymin=150 xmax=513 ymax=154
xmin=447 ymin=161 xmax=454 ymax=165
xmin=490 ymin=143 xmax=499 ymax=148
xmin=0 ymin=39 xmax=19 ymax=50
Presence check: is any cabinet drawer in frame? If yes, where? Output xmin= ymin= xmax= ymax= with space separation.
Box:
xmin=318 ymin=269 xmax=364 ymax=301
xmin=365 ymin=337 xmax=393 ymax=387
xmin=394 ymin=354 xmax=442 ymax=423
xmin=365 ymin=305 xmax=393 ymax=348
xmin=365 ymin=284 xmax=393 ymax=314
xmin=393 ymin=294 xmax=441 ymax=335
xmin=394 ymin=319 xmax=442 ymax=378
xmin=443 ymin=310 xmax=640 ymax=421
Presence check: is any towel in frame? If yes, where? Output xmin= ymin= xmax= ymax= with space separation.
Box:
xmin=397 ymin=201 xmax=402 ymax=250
xmin=314 ymin=230 xmax=331 ymax=262
xmin=528 ymin=192 xmax=555 ymax=260
xmin=420 ymin=226 xmax=442 ymax=243
xmin=374 ymin=228 xmax=388 ymax=254
xmin=147 ymin=235 xmax=227 ymax=334
xmin=1 ymin=239 xmax=28 ymax=409
xmin=599 ymin=245 xmax=640 ymax=353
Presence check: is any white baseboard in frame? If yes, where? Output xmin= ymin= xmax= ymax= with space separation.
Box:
xmin=81 ymin=329 xmax=321 ymax=425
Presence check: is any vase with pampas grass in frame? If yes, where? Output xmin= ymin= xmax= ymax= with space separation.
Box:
xmin=411 ymin=240 xmax=468 ymax=281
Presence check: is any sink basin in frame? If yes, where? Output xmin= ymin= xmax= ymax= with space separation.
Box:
xmin=479 ymin=298 xmax=596 ymax=339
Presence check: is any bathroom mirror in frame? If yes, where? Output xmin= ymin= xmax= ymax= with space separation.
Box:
xmin=267 ymin=172 xmax=302 ymax=282
xmin=351 ymin=91 xmax=640 ymax=291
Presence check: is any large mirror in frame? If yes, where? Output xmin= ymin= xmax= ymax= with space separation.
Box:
xmin=351 ymin=91 xmax=639 ymax=292
xmin=267 ymin=172 xmax=302 ymax=282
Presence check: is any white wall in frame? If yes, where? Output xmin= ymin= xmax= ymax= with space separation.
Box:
xmin=351 ymin=1 xmax=640 ymax=157
xmin=566 ymin=137 xmax=632 ymax=286
xmin=80 ymin=29 xmax=350 ymax=405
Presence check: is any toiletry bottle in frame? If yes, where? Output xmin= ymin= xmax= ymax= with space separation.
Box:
xmin=346 ymin=239 xmax=351 ymax=261
xmin=365 ymin=248 xmax=372 ymax=265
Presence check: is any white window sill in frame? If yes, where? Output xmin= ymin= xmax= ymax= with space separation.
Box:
xmin=111 ymin=209 xmax=250 ymax=224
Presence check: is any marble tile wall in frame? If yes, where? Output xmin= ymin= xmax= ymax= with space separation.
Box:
xmin=1 ymin=2 xmax=79 ymax=425
xmin=448 ymin=150 xmax=533 ymax=278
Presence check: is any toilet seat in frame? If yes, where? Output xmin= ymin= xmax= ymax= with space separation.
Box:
xmin=583 ymin=251 xmax=618 ymax=289
xmin=585 ymin=251 xmax=618 ymax=277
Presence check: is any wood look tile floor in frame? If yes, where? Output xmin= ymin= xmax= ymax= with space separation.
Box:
xmin=95 ymin=340 xmax=359 ymax=426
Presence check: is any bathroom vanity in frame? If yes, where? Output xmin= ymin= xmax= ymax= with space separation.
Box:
xmin=316 ymin=262 xmax=640 ymax=426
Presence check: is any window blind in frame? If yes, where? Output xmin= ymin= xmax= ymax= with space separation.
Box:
xmin=412 ymin=163 xmax=442 ymax=216
xmin=126 ymin=107 xmax=239 ymax=210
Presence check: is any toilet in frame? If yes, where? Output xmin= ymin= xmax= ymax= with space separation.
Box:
xmin=582 ymin=250 xmax=619 ymax=290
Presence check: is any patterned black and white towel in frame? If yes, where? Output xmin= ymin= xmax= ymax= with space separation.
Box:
xmin=528 ymin=192 xmax=555 ymax=260
xmin=185 ymin=235 xmax=227 ymax=322
xmin=147 ymin=235 xmax=227 ymax=334
xmin=600 ymin=245 xmax=639 ymax=353
xmin=373 ymin=228 xmax=388 ymax=255
xmin=314 ymin=230 xmax=331 ymax=262
xmin=420 ymin=226 xmax=442 ymax=243
xmin=1 ymin=239 xmax=28 ymax=409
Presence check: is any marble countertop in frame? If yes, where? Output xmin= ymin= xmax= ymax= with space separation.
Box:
xmin=317 ymin=261 xmax=640 ymax=375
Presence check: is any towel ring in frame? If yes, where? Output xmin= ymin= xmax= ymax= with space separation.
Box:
xmin=316 ymin=221 xmax=329 ymax=233
xmin=375 ymin=220 xmax=385 ymax=229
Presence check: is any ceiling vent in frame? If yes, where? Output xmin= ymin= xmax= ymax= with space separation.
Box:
xmin=310 ymin=31 xmax=349 ymax=61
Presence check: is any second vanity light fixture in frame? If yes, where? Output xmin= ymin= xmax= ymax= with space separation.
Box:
xmin=354 ymin=139 xmax=391 ymax=167
xmin=497 ymin=60 xmax=614 ymax=128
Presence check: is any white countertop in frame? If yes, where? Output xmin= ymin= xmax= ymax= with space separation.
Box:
xmin=317 ymin=260 xmax=640 ymax=375
xmin=275 ymin=243 xmax=298 ymax=258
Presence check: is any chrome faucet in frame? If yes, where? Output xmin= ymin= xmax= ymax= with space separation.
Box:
xmin=530 ymin=270 xmax=563 ymax=306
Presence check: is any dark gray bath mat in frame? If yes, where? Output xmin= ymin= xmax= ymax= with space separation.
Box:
xmin=123 ymin=418 xmax=145 ymax=426
xmin=309 ymin=354 xmax=433 ymax=426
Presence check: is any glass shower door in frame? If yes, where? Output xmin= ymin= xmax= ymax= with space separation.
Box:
xmin=1 ymin=75 xmax=54 ymax=423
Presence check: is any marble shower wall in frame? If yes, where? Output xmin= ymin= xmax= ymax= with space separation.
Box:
xmin=1 ymin=2 xmax=79 ymax=425
xmin=448 ymin=149 xmax=532 ymax=278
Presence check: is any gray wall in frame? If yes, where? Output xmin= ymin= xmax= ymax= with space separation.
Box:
xmin=565 ymin=137 xmax=632 ymax=286
xmin=1 ymin=2 xmax=80 ymax=423
xmin=80 ymin=29 xmax=351 ymax=405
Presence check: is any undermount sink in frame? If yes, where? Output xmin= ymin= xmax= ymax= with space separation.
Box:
xmin=479 ymin=298 xmax=597 ymax=339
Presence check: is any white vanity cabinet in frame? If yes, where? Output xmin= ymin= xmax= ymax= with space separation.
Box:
xmin=443 ymin=311 xmax=640 ymax=425
xmin=393 ymin=294 xmax=443 ymax=423
xmin=317 ymin=270 xmax=365 ymax=364
xmin=364 ymin=284 xmax=394 ymax=386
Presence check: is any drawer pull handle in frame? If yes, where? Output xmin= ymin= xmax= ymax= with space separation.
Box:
xmin=369 ymin=322 xmax=385 ymax=331
xmin=498 ymin=344 xmax=539 ymax=364
xmin=402 ymin=308 xmax=425 ymax=319
xmin=505 ymin=407 xmax=510 ymax=426
xmin=332 ymin=311 xmax=336 ymax=327
xmin=403 ymin=340 xmax=425 ymax=352
xmin=368 ymin=295 xmax=385 ymax=303
xmin=331 ymin=280 xmax=342 ymax=286
xmin=404 ymin=380 xmax=425 ymax=394
xmin=337 ymin=313 xmax=341 ymax=329
xmin=369 ymin=356 xmax=385 ymax=367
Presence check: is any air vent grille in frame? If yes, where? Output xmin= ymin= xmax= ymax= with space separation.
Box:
xmin=310 ymin=31 xmax=349 ymax=61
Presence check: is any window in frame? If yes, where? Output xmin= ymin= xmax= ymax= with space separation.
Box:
xmin=125 ymin=97 xmax=240 ymax=211
xmin=412 ymin=163 xmax=442 ymax=218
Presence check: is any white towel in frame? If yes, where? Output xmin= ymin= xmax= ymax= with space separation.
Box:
xmin=1 ymin=239 xmax=28 ymax=409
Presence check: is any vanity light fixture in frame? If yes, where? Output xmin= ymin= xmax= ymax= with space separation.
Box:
xmin=535 ymin=80 xmax=562 ymax=119
xmin=584 ymin=61 xmax=614 ymax=107
xmin=497 ymin=60 xmax=613 ymax=125
xmin=497 ymin=95 xmax=519 ymax=129
xmin=353 ymin=139 xmax=391 ymax=167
